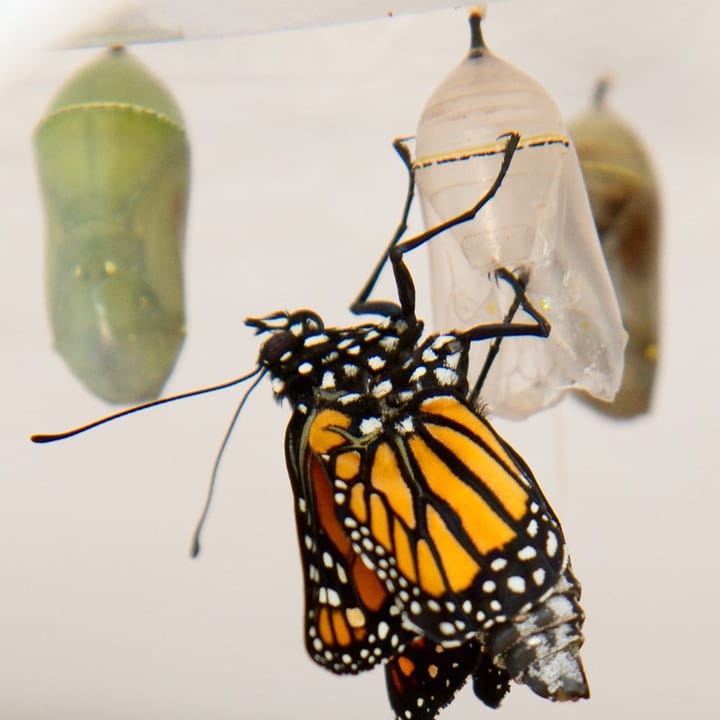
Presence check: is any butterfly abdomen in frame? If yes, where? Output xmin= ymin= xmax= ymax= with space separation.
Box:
xmin=486 ymin=564 xmax=588 ymax=700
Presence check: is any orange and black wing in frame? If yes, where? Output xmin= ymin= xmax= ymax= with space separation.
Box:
xmin=471 ymin=651 xmax=511 ymax=709
xmin=386 ymin=636 xmax=480 ymax=720
xmin=385 ymin=635 xmax=510 ymax=720
xmin=310 ymin=392 xmax=567 ymax=645
xmin=285 ymin=411 xmax=417 ymax=675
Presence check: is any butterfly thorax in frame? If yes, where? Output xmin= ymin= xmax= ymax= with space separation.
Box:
xmin=250 ymin=310 xmax=474 ymax=413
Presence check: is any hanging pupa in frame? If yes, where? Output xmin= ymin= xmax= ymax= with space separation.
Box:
xmin=34 ymin=47 xmax=190 ymax=404
xmin=571 ymin=80 xmax=661 ymax=417
xmin=414 ymin=8 xmax=626 ymax=419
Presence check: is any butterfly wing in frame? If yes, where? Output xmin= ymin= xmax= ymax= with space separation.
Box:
xmin=311 ymin=392 xmax=567 ymax=644
xmin=385 ymin=636 xmax=481 ymax=720
xmin=384 ymin=634 xmax=510 ymax=720
xmin=285 ymin=410 xmax=416 ymax=674
xmin=471 ymin=650 xmax=511 ymax=709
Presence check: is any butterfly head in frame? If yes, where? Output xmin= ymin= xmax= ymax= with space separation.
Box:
xmin=246 ymin=309 xmax=332 ymax=402
xmin=248 ymin=309 xmax=321 ymax=359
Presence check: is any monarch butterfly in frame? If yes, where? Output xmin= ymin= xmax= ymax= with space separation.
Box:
xmin=34 ymin=135 xmax=588 ymax=718
xmin=571 ymin=80 xmax=660 ymax=417
xmin=34 ymin=46 xmax=190 ymax=404
xmin=413 ymin=8 xmax=626 ymax=419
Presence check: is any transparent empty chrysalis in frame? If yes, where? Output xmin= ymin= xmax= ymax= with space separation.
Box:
xmin=414 ymin=8 xmax=626 ymax=419
xmin=34 ymin=47 xmax=190 ymax=404
xmin=570 ymin=80 xmax=661 ymax=417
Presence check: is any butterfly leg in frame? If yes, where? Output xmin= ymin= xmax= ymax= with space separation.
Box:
xmin=351 ymin=137 xmax=417 ymax=318
xmin=352 ymin=132 xmax=521 ymax=323
xmin=468 ymin=267 xmax=551 ymax=403
xmin=385 ymin=132 xmax=521 ymax=322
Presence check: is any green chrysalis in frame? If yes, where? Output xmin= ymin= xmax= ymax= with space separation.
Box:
xmin=571 ymin=80 xmax=660 ymax=417
xmin=34 ymin=47 xmax=190 ymax=404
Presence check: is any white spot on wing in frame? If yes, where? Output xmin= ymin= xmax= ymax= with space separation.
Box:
xmin=346 ymin=607 xmax=365 ymax=627
xmin=438 ymin=621 xmax=456 ymax=636
xmin=507 ymin=576 xmax=526 ymax=593
xmin=360 ymin=417 xmax=382 ymax=435
xmin=518 ymin=545 xmax=537 ymax=561
xmin=546 ymin=531 xmax=558 ymax=557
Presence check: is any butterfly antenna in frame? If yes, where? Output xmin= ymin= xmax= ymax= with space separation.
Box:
xmin=190 ymin=369 xmax=267 ymax=558
xmin=31 ymin=367 xmax=264 ymax=443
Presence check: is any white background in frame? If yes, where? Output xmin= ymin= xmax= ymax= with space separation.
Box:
xmin=1 ymin=0 xmax=718 ymax=718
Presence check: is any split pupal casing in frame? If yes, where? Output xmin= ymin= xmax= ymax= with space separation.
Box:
xmin=414 ymin=10 xmax=627 ymax=419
